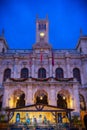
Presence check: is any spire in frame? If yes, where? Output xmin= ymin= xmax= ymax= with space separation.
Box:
xmin=80 ymin=28 xmax=83 ymax=37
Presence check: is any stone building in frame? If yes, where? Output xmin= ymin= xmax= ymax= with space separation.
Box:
xmin=0 ymin=17 xmax=87 ymax=122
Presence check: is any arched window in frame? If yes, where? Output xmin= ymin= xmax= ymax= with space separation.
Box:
xmin=38 ymin=68 xmax=46 ymax=78
xmin=73 ymin=68 xmax=81 ymax=84
xmin=21 ymin=68 xmax=29 ymax=78
xmin=3 ymin=68 xmax=11 ymax=81
xmin=2 ymin=48 xmax=5 ymax=53
xmin=55 ymin=68 xmax=64 ymax=78
xmin=38 ymin=24 xmax=46 ymax=30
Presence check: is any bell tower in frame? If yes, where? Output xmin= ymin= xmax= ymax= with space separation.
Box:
xmin=33 ymin=16 xmax=52 ymax=50
xmin=36 ymin=16 xmax=49 ymax=43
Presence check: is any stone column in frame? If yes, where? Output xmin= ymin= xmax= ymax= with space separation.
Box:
xmin=31 ymin=57 xmax=35 ymax=77
xmin=49 ymin=86 xmax=56 ymax=106
xmin=81 ymin=58 xmax=87 ymax=85
xmin=49 ymin=58 xmax=53 ymax=77
xmin=0 ymin=70 xmax=3 ymax=84
xmin=2 ymin=87 xmax=9 ymax=108
xmin=65 ymin=52 xmax=71 ymax=78
xmin=73 ymin=82 xmax=80 ymax=113
xmin=13 ymin=57 xmax=19 ymax=78
xmin=26 ymin=85 xmax=33 ymax=105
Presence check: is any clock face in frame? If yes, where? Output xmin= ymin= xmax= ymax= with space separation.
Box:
xmin=40 ymin=32 xmax=45 ymax=37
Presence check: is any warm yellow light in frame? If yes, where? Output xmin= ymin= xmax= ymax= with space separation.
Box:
xmin=63 ymin=96 xmax=66 ymax=100
xmin=40 ymin=96 xmax=43 ymax=100
xmin=8 ymin=97 xmax=14 ymax=108
xmin=17 ymin=96 xmax=19 ymax=100
xmin=40 ymin=32 xmax=45 ymax=37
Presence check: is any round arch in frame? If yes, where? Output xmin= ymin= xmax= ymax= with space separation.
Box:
xmin=20 ymin=67 xmax=29 ymax=78
xmin=57 ymin=89 xmax=70 ymax=109
xmin=55 ymin=67 xmax=64 ymax=78
xmin=34 ymin=89 xmax=48 ymax=105
xmin=9 ymin=89 xmax=25 ymax=108
xmin=73 ymin=67 xmax=81 ymax=84
xmin=38 ymin=68 xmax=46 ymax=78
xmin=3 ymin=68 xmax=11 ymax=81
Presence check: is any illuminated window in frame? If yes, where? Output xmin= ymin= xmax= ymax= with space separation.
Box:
xmin=38 ymin=68 xmax=46 ymax=78
xmin=73 ymin=68 xmax=81 ymax=84
xmin=3 ymin=68 xmax=11 ymax=81
xmin=55 ymin=68 xmax=64 ymax=78
xmin=21 ymin=68 xmax=29 ymax=78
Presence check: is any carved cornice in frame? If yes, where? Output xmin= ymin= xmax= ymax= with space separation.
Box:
xmin=33 ymin=42 xmax=52 ymax=50
xmin=3 ymin=77 xmax=74 ymax=88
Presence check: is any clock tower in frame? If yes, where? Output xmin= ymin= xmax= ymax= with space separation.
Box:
xmin=36 ymin=16 xmax=49 ymax=43
xmin=33 ymin=16 xmax=52 ymax=50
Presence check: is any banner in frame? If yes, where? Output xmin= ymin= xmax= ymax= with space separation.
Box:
xmin=40 ymin=53 xmax=43 ymax=63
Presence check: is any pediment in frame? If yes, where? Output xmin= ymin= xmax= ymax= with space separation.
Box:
xmin=7 ymin=104 xmax=74 ymax=112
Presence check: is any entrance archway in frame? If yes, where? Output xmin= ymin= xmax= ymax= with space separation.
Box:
xmin=57 ymin=94 xmax=67 ymax=108
xmin=35 ymin=90 xmax=48 ymax=105
xmin=12 ymin=89 xmax=25 ymax=108
xmin=57 ymin=89 xmax=70 ymax=109
xmin=16 ymin=93 xmax=25 ymax=108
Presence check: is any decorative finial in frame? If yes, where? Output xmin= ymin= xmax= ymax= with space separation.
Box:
xmin=80 ymin=28 xmax=83 ymax=37
xmin=2 ymin=28 xmax=5 ymax=37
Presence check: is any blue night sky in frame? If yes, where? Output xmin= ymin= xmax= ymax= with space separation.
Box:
xmin=0 ymin=0 xmax=87 ymax=49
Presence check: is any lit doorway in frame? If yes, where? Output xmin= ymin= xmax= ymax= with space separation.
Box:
xmin=35 ymin=90 xmax=48 ymax=105
xmin=57 ymin=94 xmax=67 ymax=109
xmin=16 ymin=93 xmax=25 ymax=108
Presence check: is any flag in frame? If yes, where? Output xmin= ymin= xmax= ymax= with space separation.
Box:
xmin=40 ymin=53 xmax=43 ymax=63
xmin=29 ymin=54 xmax=32 ymax=67
xmin=52 ymin=51 xmax=54 ymax=66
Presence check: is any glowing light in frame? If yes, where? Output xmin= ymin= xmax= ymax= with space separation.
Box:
xmin=17 ymin=96 xmax=19 ymax=100
xmin=63 ymin=96 xmax=66 ymax=100
xmin=40 ymin=32 xmax=45 ymax=37
xmin=40 ymin=96 xmax=43 ymax=100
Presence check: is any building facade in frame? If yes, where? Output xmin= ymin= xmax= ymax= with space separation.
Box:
xmin=0 ymin=17 xmax=87 ymax=118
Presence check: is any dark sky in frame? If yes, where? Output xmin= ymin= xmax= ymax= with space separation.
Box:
xmin=0 ymin=0 xmax=87 ymax=49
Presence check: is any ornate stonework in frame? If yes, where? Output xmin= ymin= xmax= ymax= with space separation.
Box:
xmin=0 ymin=18 xmax=87 ymax=117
